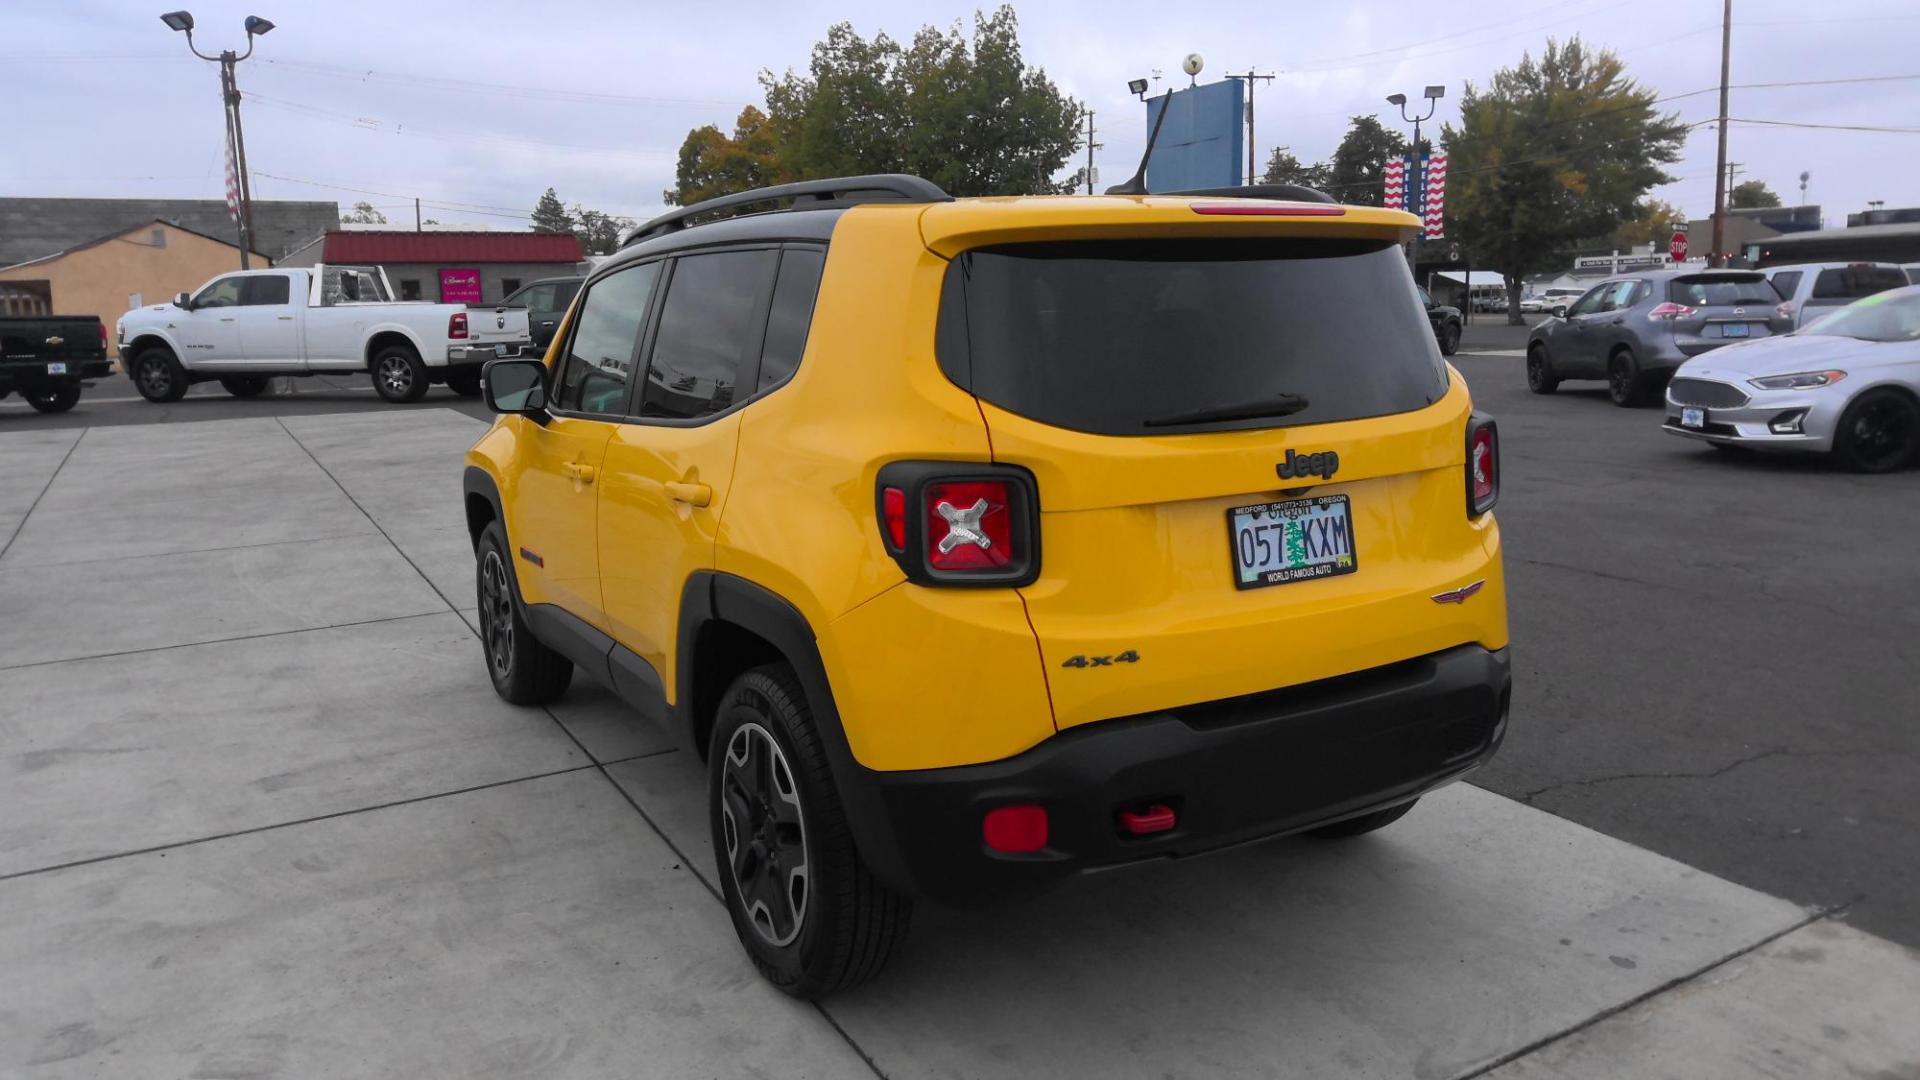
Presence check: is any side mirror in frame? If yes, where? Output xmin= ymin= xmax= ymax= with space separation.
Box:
xmin=173 ymin=292 xmax=192 ymax=309
xmin=483 ymin=358 xmax=550 ymax=420
xmin=1552 ymin=305 xmax=1568 ymax=319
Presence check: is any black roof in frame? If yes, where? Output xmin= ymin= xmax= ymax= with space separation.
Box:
xmin=601 ymin=206 xmax=846 ymax=276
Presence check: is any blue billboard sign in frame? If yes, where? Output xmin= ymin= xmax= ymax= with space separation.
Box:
xmin=1143 ymin=80 xmax=1245 ymax=192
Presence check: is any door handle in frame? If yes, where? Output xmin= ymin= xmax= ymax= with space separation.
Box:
xmin=665 ymin=481 xmax=712 ymax=507
xmin=220 ymin=317 xmax=236 ymax=322
xmin=277 ymin=315 xmax=294 ymax=321
xmin=563 ymin=462 xmax=596 ymax=484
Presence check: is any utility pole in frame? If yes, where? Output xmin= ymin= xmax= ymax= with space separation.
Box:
xmin=1710 ymin=0 xmax=1732 ymax=267
xmin=1083 ymin=111 xmax=1101 ymax=195
xmin=1227 ymin=70 xmax=1276 ymax=186
xmin=415 ymin=197 xmax=423 ymax=232
xmin=161 ymin=12 xmax=275 ymax=269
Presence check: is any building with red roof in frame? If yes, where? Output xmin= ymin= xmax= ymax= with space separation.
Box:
xmin=277 ymin=229 xmax=585 ymax=304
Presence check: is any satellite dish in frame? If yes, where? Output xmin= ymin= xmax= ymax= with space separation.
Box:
xmin=1182 ymin=53 xmax=1205 ymax=77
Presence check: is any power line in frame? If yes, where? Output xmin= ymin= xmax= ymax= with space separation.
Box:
xmin=1730 ymin=117 xmax=1920 ymax=135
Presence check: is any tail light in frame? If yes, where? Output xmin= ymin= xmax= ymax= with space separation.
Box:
xmin=449 ymin=311 xmax=469 ymax=340
xmin=1467 ymin=413 xmax=1498 ymax=517
xmin=876 ymin=462 xmax=1039 ymax=586
xmin=1648 ymin=302 xmax=1695 ymax=320
xmin=1776 ymin=301 xmax=1795 ymax=322
xmin=98 ymin=322 xmax=108 ymax=351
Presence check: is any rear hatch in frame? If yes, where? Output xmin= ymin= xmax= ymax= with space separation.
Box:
xmin=1665 ymin=272 xmax=1785 ymax=354
xmin=462 ymin=305 xmax=533 ymax=349
xmin=927 ymin=209 xmax=1503 ymax=730
xmin=1 ymin=316 xmax=106 ymax=367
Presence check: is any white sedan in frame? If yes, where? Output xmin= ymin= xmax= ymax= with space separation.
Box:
xmin=1664 ymin=286 xmax=1920 ymax=472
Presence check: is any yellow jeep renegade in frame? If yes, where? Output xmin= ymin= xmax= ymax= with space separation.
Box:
xmin=464 ymin=174 xmax=1510 ymax=998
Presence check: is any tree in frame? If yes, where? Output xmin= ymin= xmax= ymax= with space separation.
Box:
xmin=1606 ymin=198 xmax=1685 ymax=252
xmin=570 ymin=205 xmax=639 ymax=255
xmin=669 ymin=6 xmax=1083 ymax=203
xmin=1260 ymin=148 xmax=1332 ymax=190
xmin=1731 ymin=180 xmax=1781 ymax=209
xmin=531 ymin=188 xmax=573 ymax=233
xmin=1324 ymin=117 xmax=1408 ymax=206
xmin=1443 ymin=37 xmax=1689 ymax=323
xmin=340 ymin=201 xmax=387 ymax=225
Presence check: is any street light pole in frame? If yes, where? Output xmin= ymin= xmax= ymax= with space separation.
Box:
xmin=1388 ymin=85 xmax=1445 ymax=275
xmin=160 ymin=11 xmax=274 ymax=269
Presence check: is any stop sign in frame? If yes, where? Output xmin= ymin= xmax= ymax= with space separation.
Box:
xmin=1670 ymin=231 xmax=1690 ymax=261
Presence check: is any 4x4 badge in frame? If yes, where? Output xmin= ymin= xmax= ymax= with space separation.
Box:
xmin=1061 ymin=650 xmax=1140 ymax=668
xmin=1278 ymin=449 xmax=1340 ymax=480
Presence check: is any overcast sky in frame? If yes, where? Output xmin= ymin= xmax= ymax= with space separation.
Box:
xmin=8 ymin=0 xmax=1918 ymax=239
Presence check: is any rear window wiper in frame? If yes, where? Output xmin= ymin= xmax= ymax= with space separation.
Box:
xmin=1143 ymin=393 xmax=1310 ymax=428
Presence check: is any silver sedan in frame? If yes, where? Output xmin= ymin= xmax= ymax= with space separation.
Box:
xmin=1664 ymin=286 xmax=1920 ymax=472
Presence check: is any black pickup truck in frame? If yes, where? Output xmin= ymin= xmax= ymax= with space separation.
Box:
xmin=0 ymin=315 xmax=111 ymax=413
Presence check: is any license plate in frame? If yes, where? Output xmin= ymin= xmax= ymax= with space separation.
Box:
xmin=1719 ymin=322 xmax=1750 ymax=338
xmin=1228 ymin=494 xmax=1357 ymax=590
xmin=1681 ymin=407 xmax=1705 ymax=429
xmin=45 ymin=362 xmax=67 ymax=375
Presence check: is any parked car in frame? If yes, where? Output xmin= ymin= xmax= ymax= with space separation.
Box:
xmin=1527 ymin=269 xmax=1786 ymax=406
xmin=0 ymin=314 xmax=111 ymax=414
xmin=1420 ymin=286 xmax=1463 ymax=355
xmin=1519 ymin=296 xmax=1548 ymax=314
xmin=116 ymin=265 xmax=535 ymax=404
xmin=1763 ymin=262 xmax=1906 ymax=329
xmin=1665 ymin=285 xmax=1920 ymax=471
xmin=1901 ymin=264 xmax=1920 ymax=286
xmin=501 ymin=275 xmax=583 ymax=351
xmin=465 ymin=175 xmax=1510 ymax=997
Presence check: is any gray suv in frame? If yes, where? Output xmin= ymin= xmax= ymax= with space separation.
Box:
xmin=1527 ymin=269 xmax=1786 ymax=406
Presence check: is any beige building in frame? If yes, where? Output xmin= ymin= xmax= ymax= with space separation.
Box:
xmin=0 ymin=220 xmax=267 ymax=358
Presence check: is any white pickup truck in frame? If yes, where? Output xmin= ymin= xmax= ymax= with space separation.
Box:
xmin=117 ymin=265 xmax=536 ymax=404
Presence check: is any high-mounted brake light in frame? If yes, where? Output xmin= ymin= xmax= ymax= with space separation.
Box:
xmin=449 ymin=311 xmax=469 ymax=340
xmin=1190 ymin=203 xmax=1347 ymax=217
xmin=1467 ymin=414 xmax=1499 ymax=517
xmin=875 ymin=463 xmax=1039 ymax=586
xmin=1648 ymin=302 xmax=1695 ymax=320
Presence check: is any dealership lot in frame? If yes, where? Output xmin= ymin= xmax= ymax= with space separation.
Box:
xmin=3 ymin=369 xmax=1917 ymax=1077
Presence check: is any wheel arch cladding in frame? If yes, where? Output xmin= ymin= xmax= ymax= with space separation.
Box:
xmin=462 ymin=467 xmax=501 ymax=550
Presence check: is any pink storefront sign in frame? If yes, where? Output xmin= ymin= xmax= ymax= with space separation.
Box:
xmin=439 ymin=268 xmax=482 ymax=303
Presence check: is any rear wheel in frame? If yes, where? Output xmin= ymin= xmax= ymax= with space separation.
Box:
xmin=25 ymin=384 xmax=81 ymax=413
xmin=444 ymin=368 xmax=482 ymax=397
xmin=1607 ymin=348 xmax=1649 ymax=407
xmin=1831 ymin=389 xmax=1920 ymax=473
xmin=1526 ymin=344 xmax=1559 ymax=394
xmin=132 ymin=347 xmax=189 ymax=403
xmin=710 ymin=664 xmax=910 ymax=999
xmin=371 ymin=345 xmax=429 ymax=404
xmin=219 ymin=375 xmax=269 ymax=398
xmin=1438 ymin=321 xmax=1461 ymax=357
xmin=475 ymin=521 xmax=573 ymax=704
xmin=1308 ymin=799 xmax=1418 ymax=839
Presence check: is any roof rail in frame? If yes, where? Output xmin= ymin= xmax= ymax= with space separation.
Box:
xmin=1163 ymin=183 xmax=1337 ymax=204
xmin=624 ymin=174 xmax=952 ymax=247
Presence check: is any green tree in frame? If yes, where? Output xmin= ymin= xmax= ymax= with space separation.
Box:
xmin=1326 ymin=116 xmax=1408 ymax=206
xmin=340 ymin=201 xmax=387 ymax=225
xmin=1730 ymin=179 xmax=1781 ymax=209
xmin=1443 ymin=37 xmax=1689 ymax=323
xmin=569 ymin=205 xmax=639 ymax=255
xmin=1260 ymin=148 xmax=1332 ymax=189
xmin=531 ymin=188 xmax=572 ymax=233
xmin=669 ymin=6 xmax=1083 ymax=204
xmin=1606 ymin=198 xmax=1685 ymax=252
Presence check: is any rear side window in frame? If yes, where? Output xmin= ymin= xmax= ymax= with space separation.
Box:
xmin=1769 ymin=271 xmax=1803 ymax=299
xmin=938 ymin=238 xmax=1446 ymax=436
xmin=554 ymin=280 xmax=582 ymax=308
xmin=757 ymin=248 xmax=826 ymax=391
xmin=1812 ymin=267 xmax=1906 ymax=300
xmin=638 ymin=249 xmax=780 ymax=420
xmin=242 ymin=276 xmax=289 ymax=306
xmin=558 ymin=261 xmax=661 ymax=415
xmin=1670 ymin=275 xmax=1777 ymax=306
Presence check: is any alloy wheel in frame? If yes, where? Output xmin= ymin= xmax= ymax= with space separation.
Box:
xmin=478 ymin=550 xmax=515 ymax=677
xmin=1527 ymin=353 xmax=1545 ymax=388
xmin=378 ymin=355 xmax=414 ymax=397
xmin=138 ymin=357 xmax=172 ymax=397
xmin=720 ymin=721 xmax=810 ymax=947
xmin=1848 ymin=395 xmax=1917 ymax=471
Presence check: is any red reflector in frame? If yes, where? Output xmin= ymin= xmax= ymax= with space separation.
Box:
xmin=926 ymin=480 xmax=1013 ymax=571
xmin=449 ymin=311 xmax=469 ymax=339
xmin=881 ymin=486 xmax=907 ymax=550
xmin=1118 ymin=804 xmax=1177 ymax=835
xmin=1190 ymin=203 xmax=1346 ymax=217
xmin=983 ymin=804 xmax=1048 ymax=853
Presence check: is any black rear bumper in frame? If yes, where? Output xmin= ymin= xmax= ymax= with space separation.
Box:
xmin=842 ymin=644 xmax=1511 ymax=906
xmin=0 ymin=358 xmax=111 ymax=391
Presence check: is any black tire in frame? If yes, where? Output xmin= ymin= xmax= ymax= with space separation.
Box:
xmin=1438 ymin=321 xmax=1461 ymax=357
xmin=1307 ymin=799 xmax=1418 ymax=839
xmin=24 ymin=384 xmax=81 ymax=413
xmin=1526 ymin=343 xmax=1559 ymax=394
xmin=219 ymin=375 xmax=270 ymax=398
xmin=444 ymin=368 xmax=482 ymax=397
xmin=710 ymin=664 xmax=910 ymax=999
xmin=371 ymin=344 xmax=430 ymax=404
xmin=474 ymin=521 xmax=573 ymax=704
xmin=1607 ymin=348 xmax=1649 ymax=407
xmin=132 ymin=347 xmax=189 ymax=403
xmin=1831 ymin=389 xmax=1920 ymax=473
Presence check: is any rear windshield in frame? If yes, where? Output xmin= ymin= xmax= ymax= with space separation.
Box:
xmin=1669 ymin=274 xmax=1777 ymax=307
xmin=1812 ymin=267 xmax=1906 ymax=300
xmin=937 ymin=238 xmax=1447 ymax=436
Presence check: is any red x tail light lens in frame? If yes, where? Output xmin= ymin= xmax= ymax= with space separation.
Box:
xmin=1467 ymin=413 xmax=1499 ymax=516
xmin=925 ymin=480 xmax=1014 ymax=571
xmin=876 ymin=464 xmax=1038 ymax=586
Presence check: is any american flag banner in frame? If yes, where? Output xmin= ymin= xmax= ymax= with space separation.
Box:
xmin=1383 ymin=157 xmax=1408 ymax=211
xmin=224 ymin=135 xmax=241 ymax=222
xmin=1422 ymin=153 xmax=1448 ymax=239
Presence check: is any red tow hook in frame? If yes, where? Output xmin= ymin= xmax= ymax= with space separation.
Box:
xmin=1118 ymin=803 xmax=1177 ymax=836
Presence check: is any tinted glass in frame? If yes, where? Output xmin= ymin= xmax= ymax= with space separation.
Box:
xmin=554 ymin=280 xmax=582 ymax=308
xmin=1769 ymin=271 xmax=1802 ymax=299
xmin=243 ymin=275 xmax=290 ymax=306
xmin=511 ymin=284 xmax=553 ymax=311
xmin=559 ymin=261 xmax=660 ymax=414
xmin=1568 ymin=285 xmax=1610 ymax=317
xmin=757 ymin=248 xmax=826 ymax=391
xmin=1670 ymin=274 xmax=1777 ymax=307
xmin=1800 ymin=289 xmax=1920 ymax=341
xmin=400 ymin=279 xmax=422 ymax=301
xmin=939 ymin=238 xmax=1447 ymax=437
xmin=194 ymin=276 xmax=245 ymax=308
xmin=639 ymin=249 xmax=780 ymax=420
xmin=1812 ymin=267 xmax=1906 ymax=300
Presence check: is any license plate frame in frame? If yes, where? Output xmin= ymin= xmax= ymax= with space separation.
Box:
xmin=1719 ymin=322 xmax=1751 ymax=339
xmin=1681 ymin=406 xmax=1706 ymax=429
xmin=1227 ymin=493 xmax=1358 ymax=591
xmin=45 ymin=361 xmax=67 ymax=375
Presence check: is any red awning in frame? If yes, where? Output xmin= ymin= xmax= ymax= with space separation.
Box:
xmin=321 ymin=231 xmax=582 ymax=264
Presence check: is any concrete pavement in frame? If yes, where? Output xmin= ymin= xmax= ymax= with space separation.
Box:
xmin=2 ymin=410 xmax=1915 ymax=1078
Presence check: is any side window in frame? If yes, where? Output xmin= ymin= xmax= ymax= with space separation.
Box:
xmin=193 ymin=276 xmax=246 ymax=309
xmin=757 ymin=248 xmax=826 ymax=391
xmin=639 ymin=249 xmax=781 ymax=420
xmin=557 ymin=262 xmax=661 ymax=415
xmin=1770 ymin=271 xmax=1802 ymax=300
xmin=242 ymin=275 xmax=290 ymax=306
xmin=1610 ymin=281 xmax=1640 ymax=309
xmin=554 ymin=280 xmax=582 ymax=309
xmin=1568 ymin=284 xmax=1609 ymax=317
xmin=1417 ymin=286 xmax=1433 ymax=307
